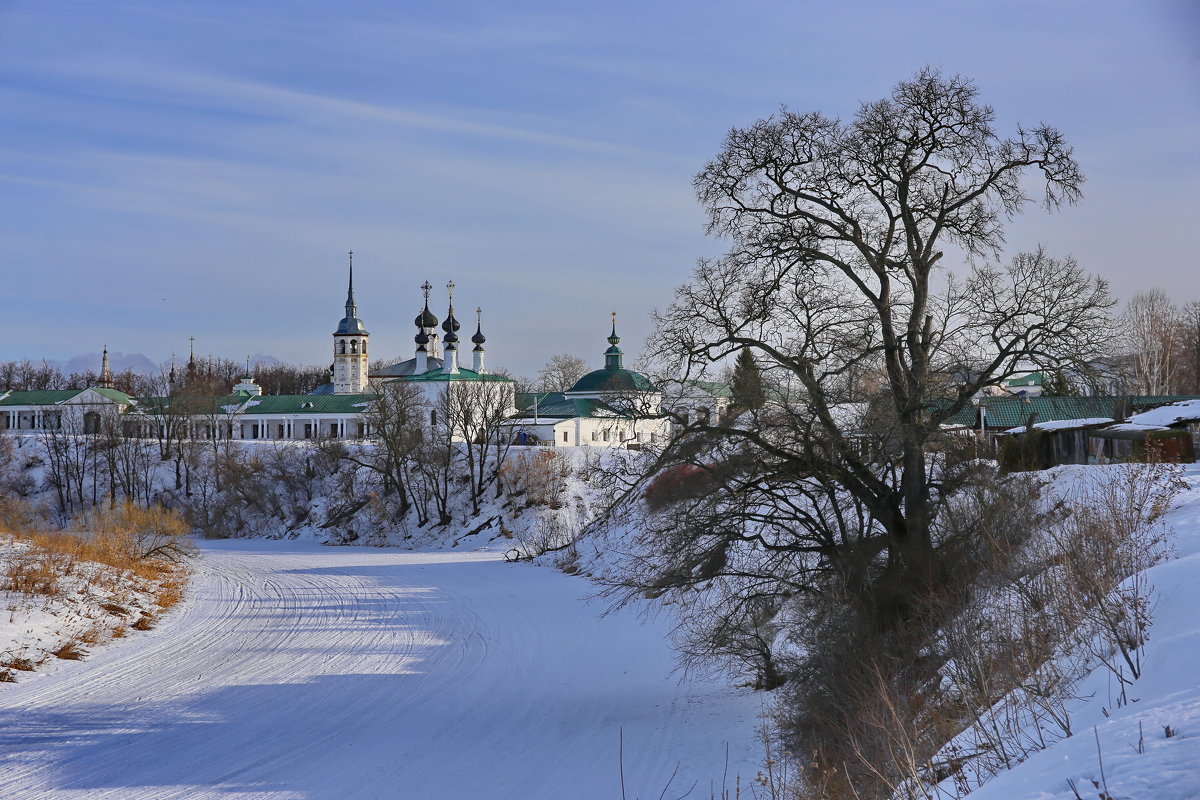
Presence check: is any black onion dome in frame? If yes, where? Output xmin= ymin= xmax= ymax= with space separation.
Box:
xmin=442 ymin=314 xmax=461 ymax=334
xmin=415 ymin=330 xmax=430 ymax=346
xmin=471 ymin=324 xmax=486 ymax=345
xmin=414 ymin=303 xmax=438 ymax=329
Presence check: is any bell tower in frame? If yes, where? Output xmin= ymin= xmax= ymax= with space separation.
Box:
xmin=333 ymin=250 xmax=369 ymax=394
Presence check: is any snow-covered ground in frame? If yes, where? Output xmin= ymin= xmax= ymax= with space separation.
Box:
xmin=0 ymin=539 xmax=762 ymax=800
xmin=962 ymin=463 xmax=1200 ymax=800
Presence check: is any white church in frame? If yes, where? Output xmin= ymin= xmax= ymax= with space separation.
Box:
xmin=0 ymin=255 xmax=674 ymax=448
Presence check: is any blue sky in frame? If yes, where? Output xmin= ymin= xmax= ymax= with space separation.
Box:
xmin=1 ymin=0 xmax=1196 ymax=378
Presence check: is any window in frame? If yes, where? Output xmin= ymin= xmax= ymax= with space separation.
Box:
xmin=563 ymin=431 xmax=568 ymax=442
xmin=602 ymin=429 xmax=609 ymax=442
xmin=338 ymin=341 xmax=346 ymax=355
xmin=430 ymin=410 xmax=437 ymax=426
xmin=591 ymin=430 xmax=598 ymax=441
xmin=350 ymin=340 xmax=358 ymax=354
xmin=361 ymin=340 xmax=367 ymax=354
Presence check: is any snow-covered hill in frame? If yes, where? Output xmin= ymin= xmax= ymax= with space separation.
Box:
xmin=957 ymin=463 xmax=1200 ymax=800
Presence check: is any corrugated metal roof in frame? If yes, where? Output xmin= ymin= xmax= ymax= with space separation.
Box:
xmin=239 ymin=395 xmax=375 ymax=415
xmin=945 ymin=395 xmax=1200 ymax=430
xmin=393 ymin=367 xmax=514 ymax=384
xmin=0 ymin=389 xmax=84 ymax=406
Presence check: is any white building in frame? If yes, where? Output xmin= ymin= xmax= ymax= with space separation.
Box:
xmin=510 ymin=317 xmax=668 ymax=448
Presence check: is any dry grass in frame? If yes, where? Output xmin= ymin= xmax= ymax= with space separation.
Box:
xmin=51 ymin=639 xmax=87 ymax=660
xmin=1 ymin=502 xmax=194 ymax=682
xmin=1 ymin=655 xmax=39 ymax=672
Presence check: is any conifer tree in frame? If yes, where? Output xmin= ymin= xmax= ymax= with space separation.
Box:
xmin=730 ymin=348 xmax=766 ymax=411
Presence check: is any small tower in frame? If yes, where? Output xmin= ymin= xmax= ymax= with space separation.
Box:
xmin=441 ymin=280 xmax=461 ymax=375
xmin=98 ymin=345 xmax=114 ymax=389
xmin=605 ymin=311 xmax=624 ymax=370
xmin=333 ymin=251 xmax=369 ymax=394
xmin=471 ymin=307 xmax=487 ymax=374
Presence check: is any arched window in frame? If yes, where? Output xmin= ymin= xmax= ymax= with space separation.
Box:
xmin=350 ymin=340 xmax=358 ymax=354
xmin=361 ymin=339 xmax=367 ymax=354
xmin=338 ymin=341 xmax=346 ymax=355
xmin=430 ymin=409 xmax=437 ymax=426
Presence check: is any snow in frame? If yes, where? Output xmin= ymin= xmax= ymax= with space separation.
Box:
xmin=1128 ymin=398 xmax=1200 ymax=428
xmin=1004 ymin=417 xmax=1113 ymax=434
xmin=0 ymin=536 xmax=172 ymax=679
xmin=1101 ymin=422 xmax=1171 ymax=432
xmin=957 ymin=463 xmax=1200 ymax=800
xmin=0 ymin=539 xmax=762 ymax=799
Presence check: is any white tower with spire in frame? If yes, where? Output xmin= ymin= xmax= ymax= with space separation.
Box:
xmin=471 ymin=307 xmax=487 ymax=374
xmin=333 ymin=251 xmax=369 ymax=394
xmin=441 ymin=280 xmax=461 ymax=375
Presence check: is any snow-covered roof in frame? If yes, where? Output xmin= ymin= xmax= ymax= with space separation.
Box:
xmin=1005 ymin=416 xmax=1114 ymax=434
xmin=1127 ymin=398 xmax=1200 ymax=427
xmin=1100 ymin=422 xmax=1171 ymax=433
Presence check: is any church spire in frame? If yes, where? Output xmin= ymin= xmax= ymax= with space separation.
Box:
xmin=345 ymin=250 xmax=357 ymax=319
xmin=334 ymin=250 xmax=368 ymax=336
xmin=604 ymin=311 xmax=624 ymax=370
xmin=98 ymin=345 xmax=114 ymax=389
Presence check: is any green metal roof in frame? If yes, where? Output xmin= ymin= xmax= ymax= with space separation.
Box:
xmin=684 ymin=379 xmax=733 ymax=398
xmin=1004 ymin=372 xmax=1044 ymax=388
xmin=944 ymin=395 xmax=1200 ymax=430
xmin=239 ymin=394 xmax=376 ymax=415
xmin=567 ymin=367 xmax=655 ymax=394
xmin=0 ymin=389 xmax=84 ymax=406
xmin=92 ymin=387 xmax=134 ymax=404
xmin=513 ymin=392 xmax=627 ymax=419
xmin=392 ymin=367 xmax=515 ymax=384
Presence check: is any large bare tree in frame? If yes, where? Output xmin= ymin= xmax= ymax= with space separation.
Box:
xmin=636 ymin=68 xmax=1111 ymax=595
xmin=599 ymin=72 xmax=1115 ymax=794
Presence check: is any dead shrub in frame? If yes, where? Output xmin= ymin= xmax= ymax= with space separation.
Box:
xmin=499 ymin=450 xmax=571 ymax=509
xmin=51 ymin=639 xmax=87 ymax=660
xmin=1 ymin=655 xmax=39 ymax=671
xmin=132 ymin=613 xmax=156 ymax=631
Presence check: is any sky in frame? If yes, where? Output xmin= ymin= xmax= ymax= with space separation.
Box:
xmin=1 ymin=0 xmax=1197 ymax=379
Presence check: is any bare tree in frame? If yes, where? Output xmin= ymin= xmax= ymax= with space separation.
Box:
xmin=536 ymin=353 xmax=588 ymax=393
xmin=337 ymin=381 xmax=428 ymax=516
xmin=1122 ymin=289 xmax=1182 ymax=395
xmin=600 ymin=69 xmax=1115 ymax=798
xmin=444 ymin=379 xmax=520 ymax=513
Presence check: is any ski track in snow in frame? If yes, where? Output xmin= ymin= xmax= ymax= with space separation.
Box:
xmin=0 ymin=540 xmax=761 ymax=800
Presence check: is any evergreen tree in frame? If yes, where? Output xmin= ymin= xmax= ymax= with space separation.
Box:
xmin=1044 ymin=368 xmax=1074 ymax=396
xmin=730 ymin=348 xmax=766 ymax=411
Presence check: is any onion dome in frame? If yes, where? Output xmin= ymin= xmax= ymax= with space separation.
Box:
xmin=442 ymin=280 xmax=460 ymax=344
xmin=415 ymin=329 xmax=430 ymax=347
xmin=414 ymin=305 xmax=438 ymax=329
xmin=414 ymin=281 xmax=438 ymax=329
xmin=472 ymin=307 xmax=486 ymax=348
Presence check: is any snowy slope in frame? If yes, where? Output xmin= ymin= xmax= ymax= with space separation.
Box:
xmin=0 ymin=539 xmax=761 ymax=800
xmin=961 ymin=464 xmax=1200 ymax=800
